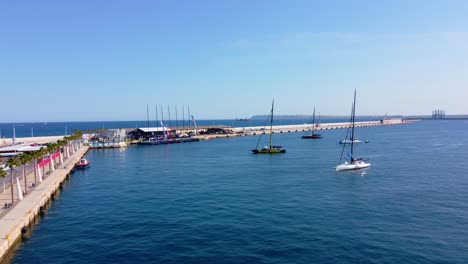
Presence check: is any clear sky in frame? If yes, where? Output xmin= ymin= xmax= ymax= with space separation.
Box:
xmin=1 ymin=0 xmax=467 ymax=122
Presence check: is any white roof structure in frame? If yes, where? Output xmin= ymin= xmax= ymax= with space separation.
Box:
xmin=0 ymin=145 xmax=44 ymax=153
xmin=138 ymin=127 xmax=171 ymax=132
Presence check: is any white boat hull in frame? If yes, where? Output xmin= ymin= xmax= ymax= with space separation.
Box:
xmin=339 ymin=139 xmax=362 ymax=144
xmin=336 ymin=161 xmax=371 ymax=171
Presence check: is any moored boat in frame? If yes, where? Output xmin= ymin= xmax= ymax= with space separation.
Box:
xmin=252 ymin=100 xmax=286 ymax=154
xmin=252 ymin=145 xmax=286 ymax=154
xmin=76 ymin=158 xmax=90 ymax=169
xmin=302 ymin=107 xmax=322 ymax=139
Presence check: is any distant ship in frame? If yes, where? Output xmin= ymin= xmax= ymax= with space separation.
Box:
xmin=235 ymin=118 xmax=250 ymax=121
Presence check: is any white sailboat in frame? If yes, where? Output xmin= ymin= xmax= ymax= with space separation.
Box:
xmin=336 ymin=90 xmax=370 ymax=171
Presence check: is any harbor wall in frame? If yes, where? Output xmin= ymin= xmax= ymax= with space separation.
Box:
xmin=0 ymin=146 xmax=89 ymax=262
xmin=196 ymin=119 xmax=408 ymax=139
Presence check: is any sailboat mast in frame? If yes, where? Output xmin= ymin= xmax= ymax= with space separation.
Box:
xmin=161 ymin=105 xmax=164 ymax=125
xmin=311 ymin=107 xmax=316 ymax=134
xmin=270 ymin=99 xmax=274 ymax=148
xmin=146 ymin=104 xmax=150 ymax=132
xmin=155 ymin=104 xmax=159 ymax=128
xmin=350 ymin=90 xmax=357 ymax=156
xmin=182 ymin=105 xmax=185 ymax=132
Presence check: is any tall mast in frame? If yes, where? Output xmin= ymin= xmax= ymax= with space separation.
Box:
xmin=350 ymin=90 xmax=357 ymax=157
xmin=168 ymin=105 xmax=172 ymax=128
xmin=155 ymin=104 xmax=159 ymax=127
xmin=311 ymin=107 xmax=316 ymax=134
xmin=175 ymin=105 xmax=178 ymax=133
xmin=146 ymin=104 xmax=150 ymax=132
xmin=188 ymin=105 xmax=191 ymax=131
xmin=269 ymin=99 xmax=274 ymax=148
xmin=182 ymin=105 xmax=185 ymax=132
xmin=160 ymin=105 xmax=164 ymax=126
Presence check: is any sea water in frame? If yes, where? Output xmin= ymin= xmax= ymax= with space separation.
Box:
xmin=8 ymin=120 xmax=468 ymax=263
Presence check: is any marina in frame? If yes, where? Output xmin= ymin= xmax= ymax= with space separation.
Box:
xmin=3 ymin=120 xmax=468 ymax=263
xmin=2 ymin=1 xmax=466 ymax=262
xmin=0 ymin=116 xmax=411 ymax=262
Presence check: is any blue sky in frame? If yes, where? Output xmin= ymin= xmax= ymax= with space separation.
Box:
xmin=1 ymin=0 xmax=467 ymax=121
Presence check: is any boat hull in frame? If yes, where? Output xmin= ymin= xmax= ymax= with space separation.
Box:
xmin=339 ymin=139 xmax=362 ymax=144
xmin=75 ymin=162 xmax=90 ymax=169
xmin=252 ymin=148 xmax=286 ymax=154
xmin=336 ymin=161 xmax=370 ymax=171
xmin=302 ymin=134 xmax=322 ymax=139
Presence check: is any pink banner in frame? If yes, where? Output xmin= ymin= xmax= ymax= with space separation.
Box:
xmin=37 ymin=151 xmax=60 ymax=168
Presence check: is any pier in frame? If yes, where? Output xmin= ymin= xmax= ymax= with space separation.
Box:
xmin=0 ymin=145 xmax=89 ymax=262
xmin=195 ymin=119 xmax=407 ymax=140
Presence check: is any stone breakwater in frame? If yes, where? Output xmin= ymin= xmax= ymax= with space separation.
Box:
xmin=195 ymin=119 xmax=410 ymax=140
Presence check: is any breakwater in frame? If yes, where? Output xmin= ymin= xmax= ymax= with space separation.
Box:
xmin=195 ymin=119 xmax=407 ymax=140
xmin=0 ymin=146 xmax=89 ymax=262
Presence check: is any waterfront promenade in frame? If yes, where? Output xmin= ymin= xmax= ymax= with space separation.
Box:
xmin=0 ymin=146 xmax=88 ymax=262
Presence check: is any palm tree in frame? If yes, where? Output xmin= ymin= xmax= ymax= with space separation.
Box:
xmin=57 ymin=139 xmax=67 ymax=164
xmin=75 ymin=130 xmax=83 ymax=148
xmin=18 ymin=152 xmax=32 ymax=194
xmin=46 ymin=143 xmax=57 ymax=173
xmin=38 ymin=147 xmax=47 ymax=178
xmin=51 ymin=142 xmax=60 ymax=167
xmin=6 ymin=156 xmax=20 ymax=204
xmin=62 ymin=136 xmax=70 ymax=158
xmin=31 ymin=149 xmax=41 ymax=186
xmin=0 ymin=168 xmax=7 ymax=193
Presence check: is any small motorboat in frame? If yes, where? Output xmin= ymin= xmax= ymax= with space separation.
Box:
xmin=76 ymin=158 xmax=90 ymax=169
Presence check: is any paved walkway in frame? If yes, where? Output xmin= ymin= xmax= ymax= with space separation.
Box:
xmin=0 ymin=146 xmax=88 ymax=261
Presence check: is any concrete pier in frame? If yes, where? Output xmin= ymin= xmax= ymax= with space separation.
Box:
xmin=195 ymin=119 xmax=409 ymax=140
xmin=0 ymin=146 xmax=89 ymax=262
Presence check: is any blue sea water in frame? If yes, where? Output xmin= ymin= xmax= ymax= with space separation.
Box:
xmin=9 ymin=120 xmax=468 ymax=263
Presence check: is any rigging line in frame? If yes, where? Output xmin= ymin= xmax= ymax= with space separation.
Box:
xmin=254 ymin=106 xmax=273 ymax=150
xmin=350 ymin=90 xmax=357 ymax=157
xmin=338 ymin=103 xmax=354 ymax=164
